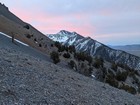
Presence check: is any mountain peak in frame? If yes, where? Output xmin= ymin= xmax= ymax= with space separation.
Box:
xmin=58 ymin=30 xmax=79 ymax=36
xmin=72 ymin=31 xmax=79 ymax=35
xmin=48 ymin=30 xmax=80 ymax=43
xmin=58 ymin=30 xmax=72 ymax=35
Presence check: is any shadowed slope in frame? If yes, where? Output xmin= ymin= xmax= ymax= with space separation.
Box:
xmin=0 ymin=35 xmax=140 ymax=105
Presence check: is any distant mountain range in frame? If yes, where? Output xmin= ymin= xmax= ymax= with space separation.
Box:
xmin=111 ymin=45 xmax=140 ymax=57
xmin=48 ymin=30 xmax=140 ymax=70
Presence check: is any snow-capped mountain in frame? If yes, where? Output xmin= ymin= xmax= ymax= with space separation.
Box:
xmin=47 ymin=30 xmax=79 ymax=43
xmin=47 ymin=30 xmax=140 ymax=70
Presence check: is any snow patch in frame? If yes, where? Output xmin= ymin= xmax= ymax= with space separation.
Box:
xmin=91 ymin=74 xmax=96 ymax=79
xmin=48 ymin=34 xmax=69 ymax=43
xmin=94 ymin=42 xmax=101 ymax=54
xmin=116 ymin=50 xmax=122 ymax=57
xmin=90 ymin=44 xmax=94 ymax=55
xmin=0 ymin=32 xmax=11 ymax=38
xmin=83 ymin=46 xmax=88 ymax=51
xmin=136 ymin=62 xmax=140 ymax=70
xmin=79 ymin=39 xmax=90 ymax=49
xmin=0 ymin=32 xmax=29 ymax=46
xmin=48 ymin=31 xmax=77 ymax=43
xmin=15 ymin=39 xmax=29 ymax=46
xmin=68 ymin=37 xmax=76 ymax=45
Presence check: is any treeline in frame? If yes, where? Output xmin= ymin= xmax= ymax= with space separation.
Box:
xmin=50 ymin=41 xmax=140 ymax=95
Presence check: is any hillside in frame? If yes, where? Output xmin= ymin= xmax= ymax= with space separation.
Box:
xmin=0 ymin=3 xmax=55 ymax=55
xmin=48 ymin=30 xmax=140 ymax=70
xmin=1 ymin=33 xmax=140 ymax=105
xmin=48 ymin=30 xmax=140 ymax=94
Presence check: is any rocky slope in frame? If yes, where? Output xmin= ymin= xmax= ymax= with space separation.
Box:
xmin=1 ymin=32 xmax=140 ymax=105
xmin=48 ymin=30 xmax=140 ymax=70
xmin=0 ymin=3 xmax=55 ymax=55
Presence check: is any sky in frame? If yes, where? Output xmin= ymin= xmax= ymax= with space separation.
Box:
xmin=0 ymin=0 xmax=140 ymax=45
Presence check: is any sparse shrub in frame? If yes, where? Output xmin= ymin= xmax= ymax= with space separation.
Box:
xmin=81 ymin=63 xmax=85 ymax=68
xmin=58 ymin=45 xmax=65 ymax=52
xmin=135 ymin=70 xmax=140 ymax=76
xmin=82 ymin=68 xmax=93 ymax=77
xmin=68 ymin=45 xmax=76 ymax=53
xmin=40 ymin=38 xmax=43 ymax=40
xmin=34 ymin=38 xmax=37 ymax=41
xmin=111 ymin=62 xmax=118 ymax=71
xmin=26 ymin=34 xmax=32 ymax=39
xmin=74 ymin=52 xmax=92 ymax=64
xmin=117 ymin=63 xmax=124 ymax=68
xmin=117 ymin=63 xmax=132 ymax=71
xmin=124 ymin=65 xmax=131 ymax=71
xmin=93 ymin=57 xmax=104 ymax=69
xmin=64 ymin=46 xmax=69 ymax=52
xmin=54 ymin=41 xmax=67 ymax=52
xmin=51 ymin=44 xmax=54 ymax=47
xmin=115 ymin=71 xmax=128 ymax=81
xmin=119 ymin=84 xmax=136 ymax=94
xmin=102 ymin=67 xmax=107 ymax=79
xmin=86 ymin=55 xmax=93 ymax=64
xmin=54 ymin=42 xmax=77 ymax=55
xmin=132 ymin=75 xmax=140 ymax=84
xmin=93 ymin=61 xmax=100 ymax=69
xmin=39 ymin=44 xmax=42 ymax=47
xmin=77 ymin=63 xmax=93 ymax=77
xmin=68 ymin=60 xmax=77 ymax=70
xmin=54 ymin=41 xmax=61 ymax=48
xmin=24 ymin=24 xmax=30 ymax=29
xmin=138 ymin=86 xmax=140 ymax=93
xmin=50 ymin=51 xmax=60 ymax=64
xmin=86 ymin=67 xmax=93 ymax=76
xmin=105 ymin=74 xmax=119 ymax=88
xmin=108 ymin=69 xmax=115 ymax=77
xmin=129 ymin=72 xmax=135 ymax=77
xmin=11 ymin=34 xmax=15 ymax=43
xmin=63 ymin=53 xmax=70 ymax=58
xmin=74 ymin=52 xmax=86 ymax=61
xmin=31 ymin=34 xmax=33 ymax=37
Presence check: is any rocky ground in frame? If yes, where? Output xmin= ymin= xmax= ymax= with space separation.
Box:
xmin=0 ymin=35 xmax=140 ymax=105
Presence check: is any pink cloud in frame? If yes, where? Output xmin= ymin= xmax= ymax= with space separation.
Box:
xmin=1 ymin=0 xmax=139 ymax=45
xmin=11 ymin=8 xmax=96 ymax=36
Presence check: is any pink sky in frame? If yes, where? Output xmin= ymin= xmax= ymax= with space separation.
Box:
xmin=1 ymin=0 xmax=140 ymax=45
xmin=12 ymin=7 xmax=95 ymax=36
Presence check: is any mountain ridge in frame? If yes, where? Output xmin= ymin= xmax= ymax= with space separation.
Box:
xmin=111 ymin=44 xmax=140 ymax=57
xmin=48 ymin=30 xmax=140 ymax=70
